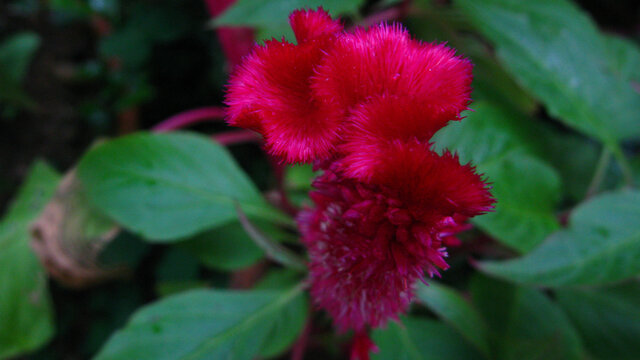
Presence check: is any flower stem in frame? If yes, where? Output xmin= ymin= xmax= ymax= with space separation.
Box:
xmin=235 ymin=203 xmax=307 ymax=271
xmin=153 ymin=107 xmax=226 ymax=132
xmin=291 ymin=309 xmax=312 ymax=360
xmin=212 ymin=130 xmax=260 ymax=145
xmin=610 ymin=143 xmax=634 ymax=188
xmin=585 ymin=147 xmax=611 ymax=199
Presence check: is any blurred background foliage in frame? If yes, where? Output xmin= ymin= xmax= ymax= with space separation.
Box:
xmin=0 ymin=0 xmax=639 ymax=359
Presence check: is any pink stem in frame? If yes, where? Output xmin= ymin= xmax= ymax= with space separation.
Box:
xmin=357 ymin=0 xmax=412 ymax=29
xmin=291 ymin=312 xmax=312 ymax=360
xmin=212 ymin=130 xmax=261 ymax=145
xmin=153 ymin=107 xmax=226 ymax=132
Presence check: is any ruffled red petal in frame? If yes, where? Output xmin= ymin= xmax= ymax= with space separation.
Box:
xmin=290 ymin=7 xmax=343 ymax=44
xmin=369 ymin=141 xmax=494 ymax=220
xmin=339 ymin=94 xmax=454 ymax=179
xmin=225 ymin=36 xmax=343 ymax=162
xmin=312 ymin=24 xmax=472 ymax=122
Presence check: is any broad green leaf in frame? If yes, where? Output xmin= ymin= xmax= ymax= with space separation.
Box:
xmin=0 ymin=161 xmax=59 ymax=359
xmin=415 ymin=282 xmax=490 ymax=356
xmin=255 ymin=268 xmax=305 ymax=290
xmin=0 ymin=32 xmax=40 ymax=83
xmin=470 ymin=54 xmax=537 ymax=114
xmin=534 ymin=128 xmax=600 ymax=201
xmin=78 ymin=132 xmax=289 ymax=241
xmin=0 ymin=32 xmax=40 ymax=108
xmin=557 ymin=282 xmax=640 ymax=360
xmin=214 ymin=0 xmax=365 ymax=41
xmin=253 ymin=269 xmax=308 ymax=357
xmin=470 ymin=275 xmax=585 ymax=360
xmin=456 ymin=0 xmax=640 ymax=144
xmin=475 ymin=152 xmax=561 ymax=252
xmin=94 ymin=284 xmax=308 ymax=360
xmin=179 ymin=221 xmax=270 ymax=271
xmin=371 ymin=317 xmax=483 ymax=360
xmin=434 ymin=103 xmax=560 ymax=252
xmin=480 ymin=190 xmax=640 ymax=286
xmin=605 ymin=34 xmax=640 ymax=84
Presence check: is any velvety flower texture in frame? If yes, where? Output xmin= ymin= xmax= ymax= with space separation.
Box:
xmin=225 ymin=8 xmax=494 ymax=360
xmin=299 ymin=159 xmax=490 ymax=331
xmin=225 ymin=8 xmax=344 ymax=163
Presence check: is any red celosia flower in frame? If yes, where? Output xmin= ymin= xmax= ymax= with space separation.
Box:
xmin=299 ymin=156 xmax=492 ymax=332
xmin=225 ymin=8 xmax=344 ymax=163
xmin=226 ymin=8 xmax=494 ymax=360
xmin=312 ymin=24 xmax=472 ymax=125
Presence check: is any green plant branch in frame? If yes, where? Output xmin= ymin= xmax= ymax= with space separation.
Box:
xmin=235 ymin=203 xmax=307 ymax=272
xmin=610 ymin=143 xmax=634 ymax=188
xmin=585 ymin=147 xmax=611 ymax=198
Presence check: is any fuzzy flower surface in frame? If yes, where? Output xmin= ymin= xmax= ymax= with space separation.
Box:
xmin=225 ymin=8 xmax=344 ymax=163
xmin=299 ymin=153 xmax=492 ymax=331
xmin=224 ymin=8 xmax=495 ymax=360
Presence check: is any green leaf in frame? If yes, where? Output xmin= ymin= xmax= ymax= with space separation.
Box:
xmin=94 ymin=284 xmax=308 ymax=360
xmin=534 ymin=129 xmax=600 ymax=201
xmin=470 ymin=54 xmax=537 ymax=114
xmin=213 ymin=0 xmax=365 ymax=41
xmin=99 ymin=4 xmax=190 ymax=69
xmin=456 ymin=0 xmax=640 ymax=144
xmin=0 ymin=32 xmax=40 ymax=83
xmin=556 ymin=282 xmax=640 ymax=360
xmin=433 ymin=103 xmax=561 ymax=252
xmin=605 ymin=34 xmax=640 ymax=84
xmin=415 ymin=282 xmax=490 ymax=356
xmin=180 ymin=221 xmax=276 ymax=271
xmin=0 ymin=32 xmax=40 ymax=109
xmin=480 ymin=190 xmax=640 ymax=287
xmin=0 ymin=161 xmax=59 ymax=359
xmin=475 ymin=153 xmax=560 ymax=252
xmin=470 ymin=275 xmax=585 ymax=360
xmin=371 ymin=317 xmax=484 ymax=360
xmin=255 ymin=268 xmax=305 ymax=290
xmin=157 ymin=211 xmax=295 ymax=274
xmin=235 ymin=204 xmax=307 ymax=271
xmin=78 ymin=132 xmax=289 ymax=241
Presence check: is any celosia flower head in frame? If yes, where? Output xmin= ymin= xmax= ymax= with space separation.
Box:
xmin=225 ymin=8 xmax=494 ymax=360
xmin=299 ymin=151 xmax=492 ymax=328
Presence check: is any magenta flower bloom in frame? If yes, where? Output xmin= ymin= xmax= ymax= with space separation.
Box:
xmin=225 ymin=8 xmax=495 ymax=360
